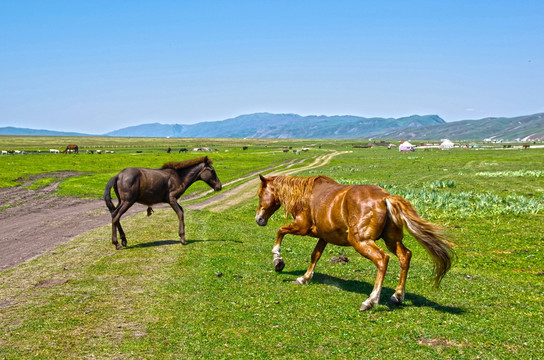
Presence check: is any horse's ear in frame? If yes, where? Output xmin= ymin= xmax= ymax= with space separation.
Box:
xmin=204 ymin=156 xmax=211 ymax=165
xmin=259 ymin=174 xmax=267 ymax=184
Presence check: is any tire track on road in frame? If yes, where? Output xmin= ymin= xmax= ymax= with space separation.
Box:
xmin=192 ymin=151 xmax=349 ymax=212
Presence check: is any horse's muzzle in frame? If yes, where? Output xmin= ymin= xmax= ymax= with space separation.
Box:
xmin=214 ymin=184 xmax=222 ymax=191
xmin=255 ymin=215 xmax=267 ymax=227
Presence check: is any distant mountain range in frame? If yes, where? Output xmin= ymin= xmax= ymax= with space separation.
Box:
xmin=0 ymin=126 xmax=89 ymax=137
xmin=104 ymin=113 xmax=445 ymax=139
xmin=2 ymin=112 xmax=543 ymax=140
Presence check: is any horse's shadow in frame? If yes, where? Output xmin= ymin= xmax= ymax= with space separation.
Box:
xmin=282 ymin=270 xmax=464 ymax=314
xmin=126 ymin=238 xmax=243 ymax=248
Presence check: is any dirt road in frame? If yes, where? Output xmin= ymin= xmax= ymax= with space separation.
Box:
xmin=0 ymin=151 xmax=346 ymax=271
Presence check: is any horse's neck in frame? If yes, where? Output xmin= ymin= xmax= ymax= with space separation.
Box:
xmin=179 ymin=163 xmax=204 ymax=187
xmin=275 ymin=178 xmax=309 ymax=213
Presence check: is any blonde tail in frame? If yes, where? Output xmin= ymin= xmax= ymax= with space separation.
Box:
xmin=386 ymin=195 xmax=454 ymax=287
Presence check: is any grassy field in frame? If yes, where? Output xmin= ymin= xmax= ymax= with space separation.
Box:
xmin=1 ymin=136 xmax=543 ymax=359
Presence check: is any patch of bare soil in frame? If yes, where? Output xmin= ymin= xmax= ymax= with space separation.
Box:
xmin=0 ymin=171 xmax=147 ymax=272
xmin=0 ymin=152 xmax=347 ymax=272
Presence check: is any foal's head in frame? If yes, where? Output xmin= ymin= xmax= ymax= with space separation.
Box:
xmin=198 ymin=157 xmax=222 ymax=191
xmin=255 ymin=175 xmax=281 ymax=226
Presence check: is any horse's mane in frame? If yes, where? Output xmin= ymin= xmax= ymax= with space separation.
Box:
xmin=161 ymin=156 xmax=211 ymax=170
xmin=271 ymin=175 xmax=334 ymax=215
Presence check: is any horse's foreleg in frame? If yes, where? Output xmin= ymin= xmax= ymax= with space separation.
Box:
xmin=272 ymin=231 xmax=286 ymax=272
xmin=351 ymin=239 xmax=389 ymax=311
xmin=272 ymin=220 xmax=310 ymax=272
xmin=169 ymin=199 xmax=185 ymax=245
xmin=294 ymin=238 xmax=327 ymax=284
xmin=383 ymin=228 xmax=412 ymax=306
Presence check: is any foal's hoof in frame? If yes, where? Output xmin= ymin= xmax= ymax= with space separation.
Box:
xmin=273 ymin=258 xmax=285 ymax=272
xmin=180 ymin=237 xmax=186 ymax=245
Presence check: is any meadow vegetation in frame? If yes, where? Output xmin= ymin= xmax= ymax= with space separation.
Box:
xmin=0 ymin=136 xmax=543 ymax=359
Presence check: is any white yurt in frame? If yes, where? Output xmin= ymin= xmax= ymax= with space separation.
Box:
xmin=439 ymin=139 xmax=454 ymax=150
xmin=399 ymin=141 xmax=414 ymax=151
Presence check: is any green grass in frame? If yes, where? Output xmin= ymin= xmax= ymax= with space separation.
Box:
xmin=1 ymin=138 xmax=543 ymax=359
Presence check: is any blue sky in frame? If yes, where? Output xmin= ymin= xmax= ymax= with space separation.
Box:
xmin=1 ymin=1 xmax=543 ymax=134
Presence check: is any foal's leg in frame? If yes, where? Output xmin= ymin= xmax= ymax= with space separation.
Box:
xmin=111 ymin=201 xmax=135 ymax=249
xmin=350 ymin=235 xmax=390 ymax=311
xmin=168 ymin=197 xmax=186 ymax=245
xmin=294 ymin=238 xmax=327 ymax=284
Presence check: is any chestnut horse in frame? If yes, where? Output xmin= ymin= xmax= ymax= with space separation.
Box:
xmin=104 ymin=156 xmax=222 ymax=249
xmin=62 ymin=144 xmax=79 ymax=153
xmin=255 ymin=175 xmax=453 ymax=311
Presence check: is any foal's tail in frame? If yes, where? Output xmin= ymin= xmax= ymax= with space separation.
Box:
xmin=385 ymin=195 xmax=454 ymax=287
xmin=103 ymin=175 xmax=118 ymax=214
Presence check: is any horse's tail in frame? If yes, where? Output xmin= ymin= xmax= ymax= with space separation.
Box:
xmin=104 ymin=175 xmax=118 ymax=214
xmin=385 ymin=195 xmax=454 ymax=287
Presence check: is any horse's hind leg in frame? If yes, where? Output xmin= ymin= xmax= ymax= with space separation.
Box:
xmin=111 ymin=201 xmax=134 ymax=249
xmin=116 ymin=222 xmax=127 ymax=247
xmin=294 ymin=239 xmax=327 ymax=284
xmin=383 ymin=224 xmax=412 ymax=306
xmin=350 ymin=235 xmax=389 ymax=311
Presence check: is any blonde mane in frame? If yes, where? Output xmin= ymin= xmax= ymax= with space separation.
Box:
xmin=272 ymin=175 xmax=322 ymax=215
xmin=162 ymin=156 xmax=210 ymax=170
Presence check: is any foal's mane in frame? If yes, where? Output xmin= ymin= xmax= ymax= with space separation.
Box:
xmin=161 ymin=156 xmax=211 ymax=170
xmin=271 ymin=175 xmax=332 ymax=215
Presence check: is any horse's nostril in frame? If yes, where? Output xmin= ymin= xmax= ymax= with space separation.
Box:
xmin=255 ymin=216 xmax=267 ymax=226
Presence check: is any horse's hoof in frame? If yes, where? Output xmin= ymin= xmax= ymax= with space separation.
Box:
xmin=390 ymin=294 xmax=403 ymax=306
xmin=180 ymin=238 xmax=186 ymax=245
xmin=294 ymin=277 xmax=307 ymax=285
xmin=115 ymin=244 xmax=123 ymax=250
xmin=360 ymin=301 xmax=375 ymax=311
xmin=274 ymin=258 xmax=285 ymax=272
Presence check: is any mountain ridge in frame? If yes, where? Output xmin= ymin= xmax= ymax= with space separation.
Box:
xmin=2 ymin=112 xmax=543 ymax=140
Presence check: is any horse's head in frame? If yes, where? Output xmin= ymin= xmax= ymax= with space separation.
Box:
xmin=199 ymin=157 xmax=222 ymax=191
xmin=255 ymin=174 xmax=281 ymax=226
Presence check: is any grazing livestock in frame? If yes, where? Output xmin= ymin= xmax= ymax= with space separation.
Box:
xmin=50 ymin=149 xmax=60 ymax=153
xmin=179 ymin=148 xmax=188 ymax=153
xmin=62 ymin=144 xmax=79 ymax=153
xmin=104 ymin=156 xmax=222 ymax=249
xmin=255 ymin=175 xmax=454 ymax=311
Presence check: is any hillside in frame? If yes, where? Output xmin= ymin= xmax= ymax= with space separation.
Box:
xmin=105 ymin=113 xmax=445 ymax=138
xmin=377 ymin=113 xmax=544 ymax=141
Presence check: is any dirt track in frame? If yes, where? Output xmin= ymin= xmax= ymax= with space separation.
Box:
xmin=0 ymin=151 xmax=346 ymax=272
